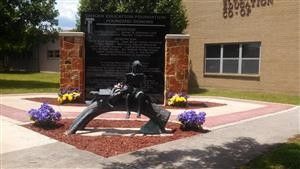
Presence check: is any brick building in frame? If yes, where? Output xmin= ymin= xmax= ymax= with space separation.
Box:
xmin=183 ymin=0 xmax=299 ymax=95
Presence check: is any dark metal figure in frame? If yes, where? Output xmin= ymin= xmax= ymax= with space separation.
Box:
xmin=66 ymin=60 xmax=171 ymax=135
xmin=124 ymin=60 xmax=144 ymax=118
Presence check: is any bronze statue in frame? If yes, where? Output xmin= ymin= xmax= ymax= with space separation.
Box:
xmin=124 ymin=60 xmax=144 ymax=118
xmin=66 ymin=60 xmax=171 ymax=135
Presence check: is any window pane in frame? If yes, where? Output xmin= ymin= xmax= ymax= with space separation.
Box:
xmin=242 ymin=60 xmax=259 ymax=74
xmin=47 ymin=51 xmax=53 ymax=58
xmin=206 ymin=45 xmax=221 ymax=58
xmin=223 ymin=60 xmax=238 ymax=73
xmin=55 ymin=50 xmax=60 ymax=57
xmin=242 ymin=43 xmax=260 ymax=58
xmin=206 ymin=60 xmax=220 ymax=73
xmin=223 ymin=44 xmax=239 ymax=58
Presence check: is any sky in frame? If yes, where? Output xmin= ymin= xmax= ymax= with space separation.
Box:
xmin=55 ymin=0 xmax=79 ymax=30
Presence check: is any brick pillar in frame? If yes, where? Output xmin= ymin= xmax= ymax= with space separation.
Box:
xmin=164 ymin=34 xmax=190 ymax=105
xmin=59 ymin=32 xmax=85 ymax=100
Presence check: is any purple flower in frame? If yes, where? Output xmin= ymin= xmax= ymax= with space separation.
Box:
xmin=167 ymin=92 xmax=175 ymax=99
xmin=178 ymin=110 xmax=206 ymax=129
xmin=28 ymin=109 xmax=39 ymax=121
xmin=59 ymin=88 xmax=80 ymax=95
xmin=27 ymin=103 xmax=61 ymax=126
xmin=52 ymin=111 xmax=61 ymax=121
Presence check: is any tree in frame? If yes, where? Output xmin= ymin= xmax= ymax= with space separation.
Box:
xmin=0 ymin=0 xmax=59 ymax=56
xmin=77 ymin=0 xmax=188 ymax=33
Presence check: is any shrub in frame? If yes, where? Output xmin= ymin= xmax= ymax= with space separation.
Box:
xmin=178 ymin=110 xmax=206 ymax=130
xmin=28 ymin=103 xmax=61 ymax=127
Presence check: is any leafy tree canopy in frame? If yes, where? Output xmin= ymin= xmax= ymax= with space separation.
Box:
xmin=78 ymin=0 xmax=188 ymax=33
xmin=0 ymin=0 xmax=59 ymax=54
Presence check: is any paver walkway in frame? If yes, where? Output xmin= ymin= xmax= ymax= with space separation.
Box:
xmin=0 ymin=93 xmax=293 ymax=129
xmin=1 ymin=93 xmax=299 ymax=169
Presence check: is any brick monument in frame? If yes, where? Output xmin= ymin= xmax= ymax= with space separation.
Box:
xmin=59 ymin=32 xmax=85 ymax=100
xmin=59 ymin=32 xmax=189 ymax=103
xmin=164 ymin=34 xmax=190 ymax=105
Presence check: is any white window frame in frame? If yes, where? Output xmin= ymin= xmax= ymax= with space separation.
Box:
xmin=205 ymin=42 xmax=260 ymax=75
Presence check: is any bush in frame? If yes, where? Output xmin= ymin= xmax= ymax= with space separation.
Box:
xmin=28 ymin=103 xmax=61 ymax=127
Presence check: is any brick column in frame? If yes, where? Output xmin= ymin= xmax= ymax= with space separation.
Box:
xmin=164 ymin=34 xmax=190 ymax=105
xmin=59 ymin=32 xmax=85 ymax=100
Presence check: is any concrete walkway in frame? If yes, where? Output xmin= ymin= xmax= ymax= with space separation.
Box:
xmin=0 ymin=93 xmax=293 ymax=129
xmin=1 ymin=93 xmax=299 ymax=169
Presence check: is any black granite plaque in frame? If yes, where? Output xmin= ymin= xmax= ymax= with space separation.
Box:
xmin=82 ymin=13 xmax=169 ymax=103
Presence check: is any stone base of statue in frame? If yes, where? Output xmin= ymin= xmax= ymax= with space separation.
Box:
xmin=140 ymin=120 xmax=165 ymax=134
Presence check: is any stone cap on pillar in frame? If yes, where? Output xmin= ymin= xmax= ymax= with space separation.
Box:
xmin=165 ymin=34 xmax=190 ymax=39
xmin=59 ymin=32 xmax=85 ymax=37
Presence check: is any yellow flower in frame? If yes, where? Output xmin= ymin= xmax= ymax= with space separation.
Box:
xmin=57 ymin=97 xmax=62 ymax=104
xmin=67 ymin=94 xmax=73 ymax=101
xmin=72 ymin=92 xmax=80 ymax=99
xmin=168 ymin=96 xmax=176 ymax=106
xmin=62 ymin=94 xmax=67 ymax=101
xmin=174 ymin=94 xmax=180 ymax=98
xmin=168 ymin=94 xmax=188 ymax=107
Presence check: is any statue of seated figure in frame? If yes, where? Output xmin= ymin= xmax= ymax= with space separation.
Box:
xmin=124 ymin=60 xmax=145 ymax=118
xmin=66 ymin=60 xmax=171 ymax=135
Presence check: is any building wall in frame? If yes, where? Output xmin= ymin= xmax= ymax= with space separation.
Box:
xmin=38 ymin=40 xmax=60 ymax=72
xmin=183 ymin=0 xmax=300 ymax=95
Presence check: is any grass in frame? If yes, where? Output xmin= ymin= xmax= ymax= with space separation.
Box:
xmin=0 ymin=72 xmax=59 ymax=94
xmin=190 ymin=88 xmax=300 ymax=105
xmin=1 ymin=72 xmax=299 ymax=105
xmin=241 ymin=135 xmax=300 ymax=169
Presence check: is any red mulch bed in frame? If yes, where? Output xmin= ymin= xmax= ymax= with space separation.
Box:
xmin=24 ymin=119 xmax=205 ymax=158
xmin=24 ymin=97 xmax=225 ymax=109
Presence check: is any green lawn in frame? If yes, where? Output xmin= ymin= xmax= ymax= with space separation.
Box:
xmin=0 ymin=72 xmax=59 ymax=94
xmin=190 ymin=88 xmax=300 ymax=105
xmin=241 ymin=135 xmax=300 ymax=169
xmin=1 ymin=72 xmax=299 ymax=105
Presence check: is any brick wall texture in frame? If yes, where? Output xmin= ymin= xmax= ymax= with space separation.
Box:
xmin=59 ymin=35 xmax=85 ymax=100
xmin=164 ymin=36 xmax=189 ymax=104
xmin=183 ymin=0 xmax=300 ymax=95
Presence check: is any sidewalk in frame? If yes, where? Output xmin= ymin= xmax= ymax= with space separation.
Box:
xmin=1 ymin=93 xmax=299 ymax=168
xmin=1 ymin=107 xmax=299 ymax=169
xmin=0 ymin=93 xmax=293 ymax=129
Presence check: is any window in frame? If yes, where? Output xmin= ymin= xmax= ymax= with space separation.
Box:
xmin=205 ymin=45 xmax=220 ymax=73
xmin=47 ymin=50 xmax=60 ymax=59
xmin=205 ymin=42 xmax=260 ymax=75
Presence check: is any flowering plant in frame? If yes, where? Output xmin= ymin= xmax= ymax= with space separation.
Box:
xmin=178 ymin=110 xmax=206 ymax=130
xmin=167 ymin=92 xmax=188 ymax=107
xmin=57 ymin=88 xmax=80 ymax=104
xmin=114 ymin=82 xmax=126 ymax=89
xmin=28 ymin=103 xmax=61 ymax=127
